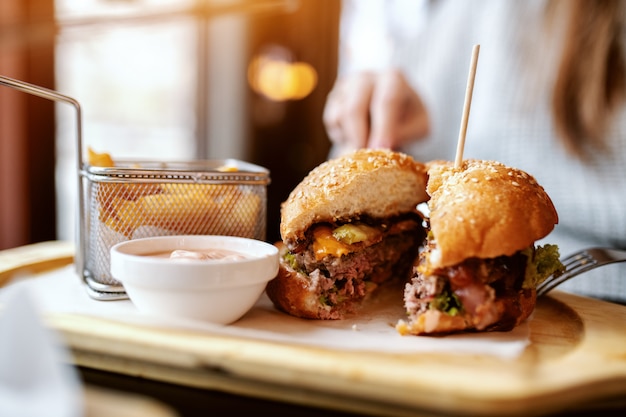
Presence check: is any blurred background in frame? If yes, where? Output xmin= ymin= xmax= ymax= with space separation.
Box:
xmin=0 ymin=0 xmax=340 ymax=250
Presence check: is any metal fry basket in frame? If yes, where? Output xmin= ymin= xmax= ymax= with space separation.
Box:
xmin=0 ymin=75 xmax=270 ymax=301
xmin=82 ymin=160 xmax=269 ymax=299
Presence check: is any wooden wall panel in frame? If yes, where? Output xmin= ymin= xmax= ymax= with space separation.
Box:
xmin=247 ymin=0 xmax=340 ymax=243
xmin=0 ymin=0 xmax=56 ymax=249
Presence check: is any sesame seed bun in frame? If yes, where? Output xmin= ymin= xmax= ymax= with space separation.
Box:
xmin=280 ymin=149 xmax=429 ymax=245
xmin=425 ymin=159 xmax=558 ymax=268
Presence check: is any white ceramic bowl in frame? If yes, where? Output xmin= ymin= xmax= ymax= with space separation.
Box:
xmin=109 ymin=235 xmax=279 ymax=325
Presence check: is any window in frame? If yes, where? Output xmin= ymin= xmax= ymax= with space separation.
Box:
xmin=1 ymin=0 xmax=338 ymax=247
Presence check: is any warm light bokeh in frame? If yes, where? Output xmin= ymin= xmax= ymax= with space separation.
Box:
xmin=248 ymin=49 xmax=318 ymax=101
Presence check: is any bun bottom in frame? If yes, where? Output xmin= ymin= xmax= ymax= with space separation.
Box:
xmin=266 ymin=241 xmax=365 ymax=320
xmin=396 ymin=288 xmax=537 ymax=335
xmin=265 ymin=262 xmax=353 ymax=320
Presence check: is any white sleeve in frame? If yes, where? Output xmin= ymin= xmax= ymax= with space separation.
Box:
xmin=337 ymin=0 xmax=429 ymax=75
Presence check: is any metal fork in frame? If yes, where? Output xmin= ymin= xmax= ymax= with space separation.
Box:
xmin=537 ymin=247 xmax=626 ymax=296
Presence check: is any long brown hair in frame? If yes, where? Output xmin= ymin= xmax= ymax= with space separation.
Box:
xmin=548 ymin=0 xmax=626 ymax=157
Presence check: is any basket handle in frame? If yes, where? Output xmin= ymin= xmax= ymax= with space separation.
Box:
xmin=0 ymin=75 xmax=86 ymax=279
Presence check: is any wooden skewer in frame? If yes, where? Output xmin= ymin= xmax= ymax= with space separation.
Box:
xmin=454 ymin=44 xmax=480 ymax=169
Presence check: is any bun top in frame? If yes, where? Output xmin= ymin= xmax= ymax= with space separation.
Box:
xmin=426 ymin=159 xmax=558 ymax=268
xmin=280 ymin=149 xmax=429 ymax=243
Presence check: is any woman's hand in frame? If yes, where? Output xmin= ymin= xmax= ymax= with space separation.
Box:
xmin=323 ymin=69 xmax=430 ymax=156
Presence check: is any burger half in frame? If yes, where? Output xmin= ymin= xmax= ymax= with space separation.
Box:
xmin=396 ymin=159 xmax=565 ymax=335
xmin=266 ymin=149 xmax=429 ymax=319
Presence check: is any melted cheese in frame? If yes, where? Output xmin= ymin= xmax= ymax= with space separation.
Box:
xmin=312 ymin=225 xmax=353 ymax=261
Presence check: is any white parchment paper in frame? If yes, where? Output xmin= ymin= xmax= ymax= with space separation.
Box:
xmin=0 ymin=265 xmax=531 ymax=360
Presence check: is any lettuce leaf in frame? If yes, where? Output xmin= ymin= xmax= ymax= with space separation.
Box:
xmin=523 ymin=244 xmax=565 ymax=289
xmin=429 ymin=289 xmax=463 ymax=316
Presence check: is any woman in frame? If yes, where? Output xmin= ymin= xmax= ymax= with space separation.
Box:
xmin=323 ymin=0 xmax=626 ymax=302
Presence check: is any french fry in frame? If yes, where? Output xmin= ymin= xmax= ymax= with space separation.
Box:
xmin=88 ymin=147 xmax=115 ymax=167
xmin=137 ymin=184 xmax=261 ymax=237
xmin=90 ymin=149 xmax=262 ymax=239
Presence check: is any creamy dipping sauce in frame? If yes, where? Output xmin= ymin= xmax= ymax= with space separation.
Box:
xmin=146 ymin=249 xmax=250 ymax=262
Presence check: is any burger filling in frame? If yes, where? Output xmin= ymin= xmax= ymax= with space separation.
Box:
xmin=284 ymin=213 xmax=426 ymax=318
xmin=402 ymin=241 xmax=564 ymax=333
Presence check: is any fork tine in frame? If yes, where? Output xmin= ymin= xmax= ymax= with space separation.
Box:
xmin=536 ymin=250 xmax=597 ymax=296
xmin=560 ymin=251 xmax=593 ymax=268
xmin=537 ymin=247 xmax=626 ymax=297
xmin=537 ymin=262 xmax=598 ymax=295
xmin=559 ymin=252 xmax=583 ymax=264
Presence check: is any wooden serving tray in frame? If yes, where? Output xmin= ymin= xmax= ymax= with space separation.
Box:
xmin=2 ymin=241 xmax=626 ymax=417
